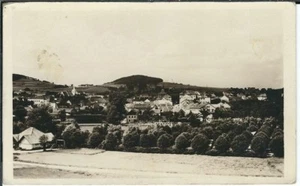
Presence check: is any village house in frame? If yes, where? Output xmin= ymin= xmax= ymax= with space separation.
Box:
xmin=127 ymin=110 xmax=138 ymax=123
xmin=220 ymin=95 xmax=230 ymax=103
xmin=157 ymin=89 xmax=172 ymax=102
xmin=28 ymin=96 xmax=48 ymax=107
xmin=179 ymin=90 xmax=200 ymax=101
xmin=13 ymin=127 xmax=54 ymax=150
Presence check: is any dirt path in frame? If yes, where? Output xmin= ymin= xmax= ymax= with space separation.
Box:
xmin=14 ymin=149 xmax=284 ymax=182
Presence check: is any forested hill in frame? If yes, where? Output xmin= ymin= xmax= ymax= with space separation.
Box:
xmin=112 ymin=75 xmax=163 ymax=86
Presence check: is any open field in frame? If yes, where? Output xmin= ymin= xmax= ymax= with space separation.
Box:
xmin=14 ymin=149 xmax=283 ymax=183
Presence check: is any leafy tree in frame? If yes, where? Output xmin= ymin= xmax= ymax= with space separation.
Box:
xmin=175 ymin=134 xmax=189 ymax=150
xmin=231 ymin=134 xmax=250 ymax=154
xmin=189 ymin=114 xmax=201 ymax=127
xmin=214 ymin=134 xmax=230 ymax=153
xmin=102 ymin=133 xmax=118 ymax=150
xmin=13 ymin=105 xmax=27 ymax=122
xmin=13 ymin=121 xmax=27 ymax=134
xmin=58 ymin=109 xmax=67 ymax=122
xmin=123 ymin=131 xmax=140 ymax=148
xmin=26 ymin=106 xmax=56 ymax=133
xmin=191 ymin=134 xmax=210 ymax=153
xmin=39 ymin=135 xmax=49 ymax=151
xmin=251 ymin=136 xmax=268 ymax=156
xmin=87 ymin=132 xmax=104 ymax=148
xmin=202 ymin=126 xmax=213 ymax=139
xmin=269 ymin=135 xmax=284 ymax=157
xmin=157 ymin=134 xmax=172 ymax=149
xmin=139 ymin=134 xmax=157 ymax=148
xmin=106 ymin=92 xmax=126 ymax=124
xmin=62 ymin=128 xmax=86 ymax=148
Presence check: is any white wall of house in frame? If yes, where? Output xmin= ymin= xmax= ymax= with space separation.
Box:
xmin=19 ymin=138 xmax=33 ymax=150
xmin=19 ymin=138 xmax=42 ymax=150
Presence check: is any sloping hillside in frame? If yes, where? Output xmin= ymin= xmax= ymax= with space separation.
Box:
xmin=112 ymin=75 xmax=163 ymax=86
xmin=13 ymin=73 xmax=69 ymax=91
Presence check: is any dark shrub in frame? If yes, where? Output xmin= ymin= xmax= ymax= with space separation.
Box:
xmin=255 ymin=131 xmax=269 ymax=142
xmin=113 ymin=130 xmax=122 ymax=144
xmin=87 ymin=132 xmax=104 ymax=148
xmin=172 ymin=131 xmax=181 ymax=140
xmin=247 ymin=125 xmax=258 ymax=132
xmin=202 ymin=126 xmax=213 ymax=139
xmin=191 ymin=134 xmax=210 ymax=154
xmin=258 ymin=125 xmax=272 ymax=137
xmin=269 ymin=135 xmax=284 ymax=157
xmin=231 ymin=134 xmax=250 ymax=154
xmin=219 ymin=123 xmax=231 ymax=133
xmin=214 ymin=134 xmax=230 ymax=153
xmin=234 ymin=124 xmax=246 ymax=135
xmin=271 ymin=128 xmax=283 ymax=139
xmin=102 ymin=133 xmax=118 ymax=150
xmin=157 ymin=134 xmax=172 ymax=149
xmin=205 ymin=149 xmax=220 ymax=156
xmin=181 ymin=132 xmax=193 ymax=141
xmin=140 ymin=134 xmax=154 ymax=148
xmin=162 ymin=125 xmax=172 ymax=134
xmin=175 ymin=134 xmax=189 ymax=150
xmin=251 ymin=136 xmax=268 ymax=156
xmin=212 ymin=130 xmax=222 ymax=140
xmin=156 ymin=129 xmax=167 ymax=139
xmin=92 ymin=126 xmax=107 ymax=136
xmin=140 ymin=128 xmax=148 ymax=134
xmin=123 ymin=131 xmax=140 ymax=148
xmin=148 ymin=133 xmax=157 ymax=147
xmin=226 ymin=130 xmax=236 ymax=142
xmin=242 ymin=130 xmax=253 ymax=143
xmin=62 ymin=128 xmax=86 ymax=149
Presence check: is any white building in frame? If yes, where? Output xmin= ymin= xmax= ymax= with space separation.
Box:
xmin=13 ymin=127 xmax=54 ymax=150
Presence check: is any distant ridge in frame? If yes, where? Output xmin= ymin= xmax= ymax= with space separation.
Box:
xmin=13 ymin=73 xmax=69 ymax=92
xmin=112 ymin=75 xmax=163 ymax=85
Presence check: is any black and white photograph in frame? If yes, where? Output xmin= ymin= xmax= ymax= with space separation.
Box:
xmin=2 ymin=2 xmax=296 ymax=184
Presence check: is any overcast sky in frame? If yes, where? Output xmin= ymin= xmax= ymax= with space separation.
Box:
xmin=9 ymin=3 xmax=283 ymax=88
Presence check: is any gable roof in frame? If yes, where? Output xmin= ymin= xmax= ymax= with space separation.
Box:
xmin=16 ymin=127 xmax=54 ymax=144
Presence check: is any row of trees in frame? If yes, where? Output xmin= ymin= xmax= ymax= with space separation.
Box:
xmin=60 ymin=117 xmax=283 ymax=158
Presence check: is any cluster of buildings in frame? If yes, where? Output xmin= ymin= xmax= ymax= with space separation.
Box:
xmin=124 ymin=89 xmax=232 ymax=123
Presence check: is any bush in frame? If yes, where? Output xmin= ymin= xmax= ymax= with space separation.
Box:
xmin=269 ymin=135 xmax=284 ymax=157
xmin=212 ymin=130 xmax=222 ymax=140
xmin=202 ymin=126 xmax=213 ymax=139
xmin=87 ymin=132 xmax=104 ymax=148
xmin=175 ymin=134 xmax=189 ymax=150
xmin=214 ymin=134 xmax=230 ymax=153
xmin=102 ymin=133 xmax=118 ymax=150
xmin=247 ymin=125 xmax=258 ymax=132
xmin=258 ymin=125 xmax=272 ymax=137
xmin=251 ymin=136 xmax=268 ymax=156
xmin=62 ymin=128 xmax=86 ymax=149
xmin=254 ymin=131 xmax=269 ymax=142
xmin=157 ymin=134 xmax=172 ymax=149
xmin=140 ymin=134 xmax=156 ymax=148
xmin=191 ymin=134 xmax=210 ymax=153
xmin=233 ymin=124 xmax=246 ymax=135
xmin=242 ymin=130 xmax=253 ymax=143
xmin=271 ymin=128 xmax=283 ymax=139
xmin=123 ymin=131 xmax=140 ymax=148
xmin=231 ymin=134 xmax=250 ymax=154
xmin=226 ymin=131 xmax=236 ymax=142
